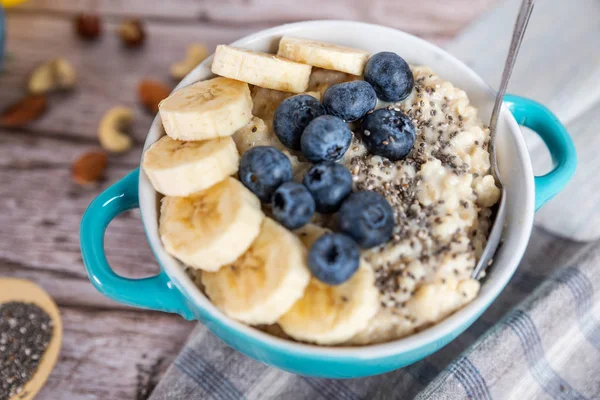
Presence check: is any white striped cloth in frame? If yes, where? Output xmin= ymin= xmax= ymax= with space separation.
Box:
xmin=149 ymin=229 xmax=600 ymax=399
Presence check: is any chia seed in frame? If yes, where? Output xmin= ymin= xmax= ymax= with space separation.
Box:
xmin=0 ymin=302 xmax=53 ymax=400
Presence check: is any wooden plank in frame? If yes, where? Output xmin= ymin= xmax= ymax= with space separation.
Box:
xmin=13 ymin=0 xmax=497 ymax=40
xmin=36 ymin=306 xmax=193 ymax=400
xmin=0 ymin=161 xmax=150 ymax=276
xmin=0 ymin=260 xmax=129 ymax=310
xmin=0 ymin=129 xmax=152 ymax=309
xmin=0 ymin=13 xmax=261 ymax=142
xmin=0 ymin=128 xmax=141 ymax=167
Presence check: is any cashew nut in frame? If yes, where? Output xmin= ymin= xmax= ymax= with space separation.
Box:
xmin=98 ymin=106 xmax=134 ymax=153
xmin=170 ymin=44 xmax=209 ymax=80
xmin=28 ymin=58 xmax=77 ymax=94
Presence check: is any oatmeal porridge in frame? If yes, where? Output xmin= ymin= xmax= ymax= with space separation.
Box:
xmin=144 ymin=37 xmax=500 ymax=346
xmin=233 ymin=66 xmax=500 ymax=344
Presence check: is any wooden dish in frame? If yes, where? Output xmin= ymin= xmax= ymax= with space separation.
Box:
xmin=0 ymin=278 xmax=62 ymax=400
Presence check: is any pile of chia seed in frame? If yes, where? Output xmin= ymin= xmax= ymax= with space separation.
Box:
xmin=0 ymin=302 xmax=53 ymax=400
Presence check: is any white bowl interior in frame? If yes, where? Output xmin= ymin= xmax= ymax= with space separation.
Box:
xmin=139 ymin=20 xmax=535 ymax=358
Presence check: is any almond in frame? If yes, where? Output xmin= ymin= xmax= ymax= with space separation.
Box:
xmin=138 ymin=80 xmax=171 ymax=114
xmin=0 ymin=95 xmax=48 ymax=127
xmin=72 ymin=151 xmax=108 ymax=185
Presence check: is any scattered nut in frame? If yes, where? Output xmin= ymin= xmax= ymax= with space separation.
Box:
xmin=98 ymin=106 xmax=134 ymax=153
xmin=72 ymin=151 xmax=108 ymax=185
xmin=75 ymin=13 xmax=102 ymax=40
xmin=170 ymin=44 xmax=209 ymax=80
xmin=0 ymin=95 xmax=47 ymax=127
xmin=28 ymin=58 xmax=77 ymax=94
xmin=118 ymin=19 xmax=145 ymax=48
xmin=138 ymin=80 xmax=171 ymax=114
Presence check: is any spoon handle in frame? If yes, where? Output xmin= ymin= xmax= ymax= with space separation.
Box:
xmin=489 ymin=0 xmax=535 ymax=184
xmin=472 ymin=0 xmax=535 ymax=281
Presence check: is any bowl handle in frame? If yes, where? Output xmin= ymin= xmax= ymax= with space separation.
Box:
xmin=80 ymin=168 xmax=194 ymax=320
xmin=504 ymin=94 xmax=577 ymax=210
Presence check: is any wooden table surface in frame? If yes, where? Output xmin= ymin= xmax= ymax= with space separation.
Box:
xmin=0 ymin=1 xmax=499 ymax=398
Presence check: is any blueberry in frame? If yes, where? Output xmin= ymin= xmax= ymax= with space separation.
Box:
xmin=361 ymin=108 xmax=415 ymax=161
xmin=338 ymin=191 xmax=394 ymax=248
xmin=323 ymin=81 xmax=377 ymax=122
xmin=273 ymin=94 xmax=326 ymax=150
xmin=271 ymin=182 xmax=315 ymax=229
xmin=308 ymin=233 xmax=360 ymax=285
xmin=239 ymin=146 xmax=292 ymax=202
xmin=303 ymin=162 xmax=352 ymax=213
xmin=364 ymin=52 xmax=414 ymax=102
xmin=300 ymin=115 xmax=351 ymax=163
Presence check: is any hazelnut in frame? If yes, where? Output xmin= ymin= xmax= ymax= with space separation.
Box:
xmin=118 ymin=19 xmax=146 ymax=48
xmin=75 ymin=14 xmax=102 ymax=40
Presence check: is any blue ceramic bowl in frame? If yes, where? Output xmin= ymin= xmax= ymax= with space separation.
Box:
xmin=80 ymin=21 xmax=576 ymax=378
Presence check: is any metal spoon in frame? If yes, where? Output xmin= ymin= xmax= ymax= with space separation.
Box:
xmin=472 ymin=0 xmax=535 ymax=279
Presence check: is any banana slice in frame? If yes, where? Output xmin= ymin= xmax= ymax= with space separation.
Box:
xmin=279 ymin=224 xmax=380 ymax=345
xmin=231 ymin=116 xmax=279 ymax=154
xmin=212 ymin=45 xmax=312 ymax=93
xmin=277 ymin=36 xmax=370 ymax=76
xmin=231 ymin=117 xmax=310 ymax=177
xmin=142 ymin=135 xmax=239 ymax=196
xmin=159 ymin=77 xmax=253 ymax=141
xmin=294 ymin=223 xmax=330 ymax=247
xmin=201 ymin=218 xmax=311 ymax=325
xmin=304 ymin=91 xmax=321 ymax=101
xmin=278 ymin=265 xmax=379 ymax=345
xmin=159 ymin=177 xmax=264 ymax=271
